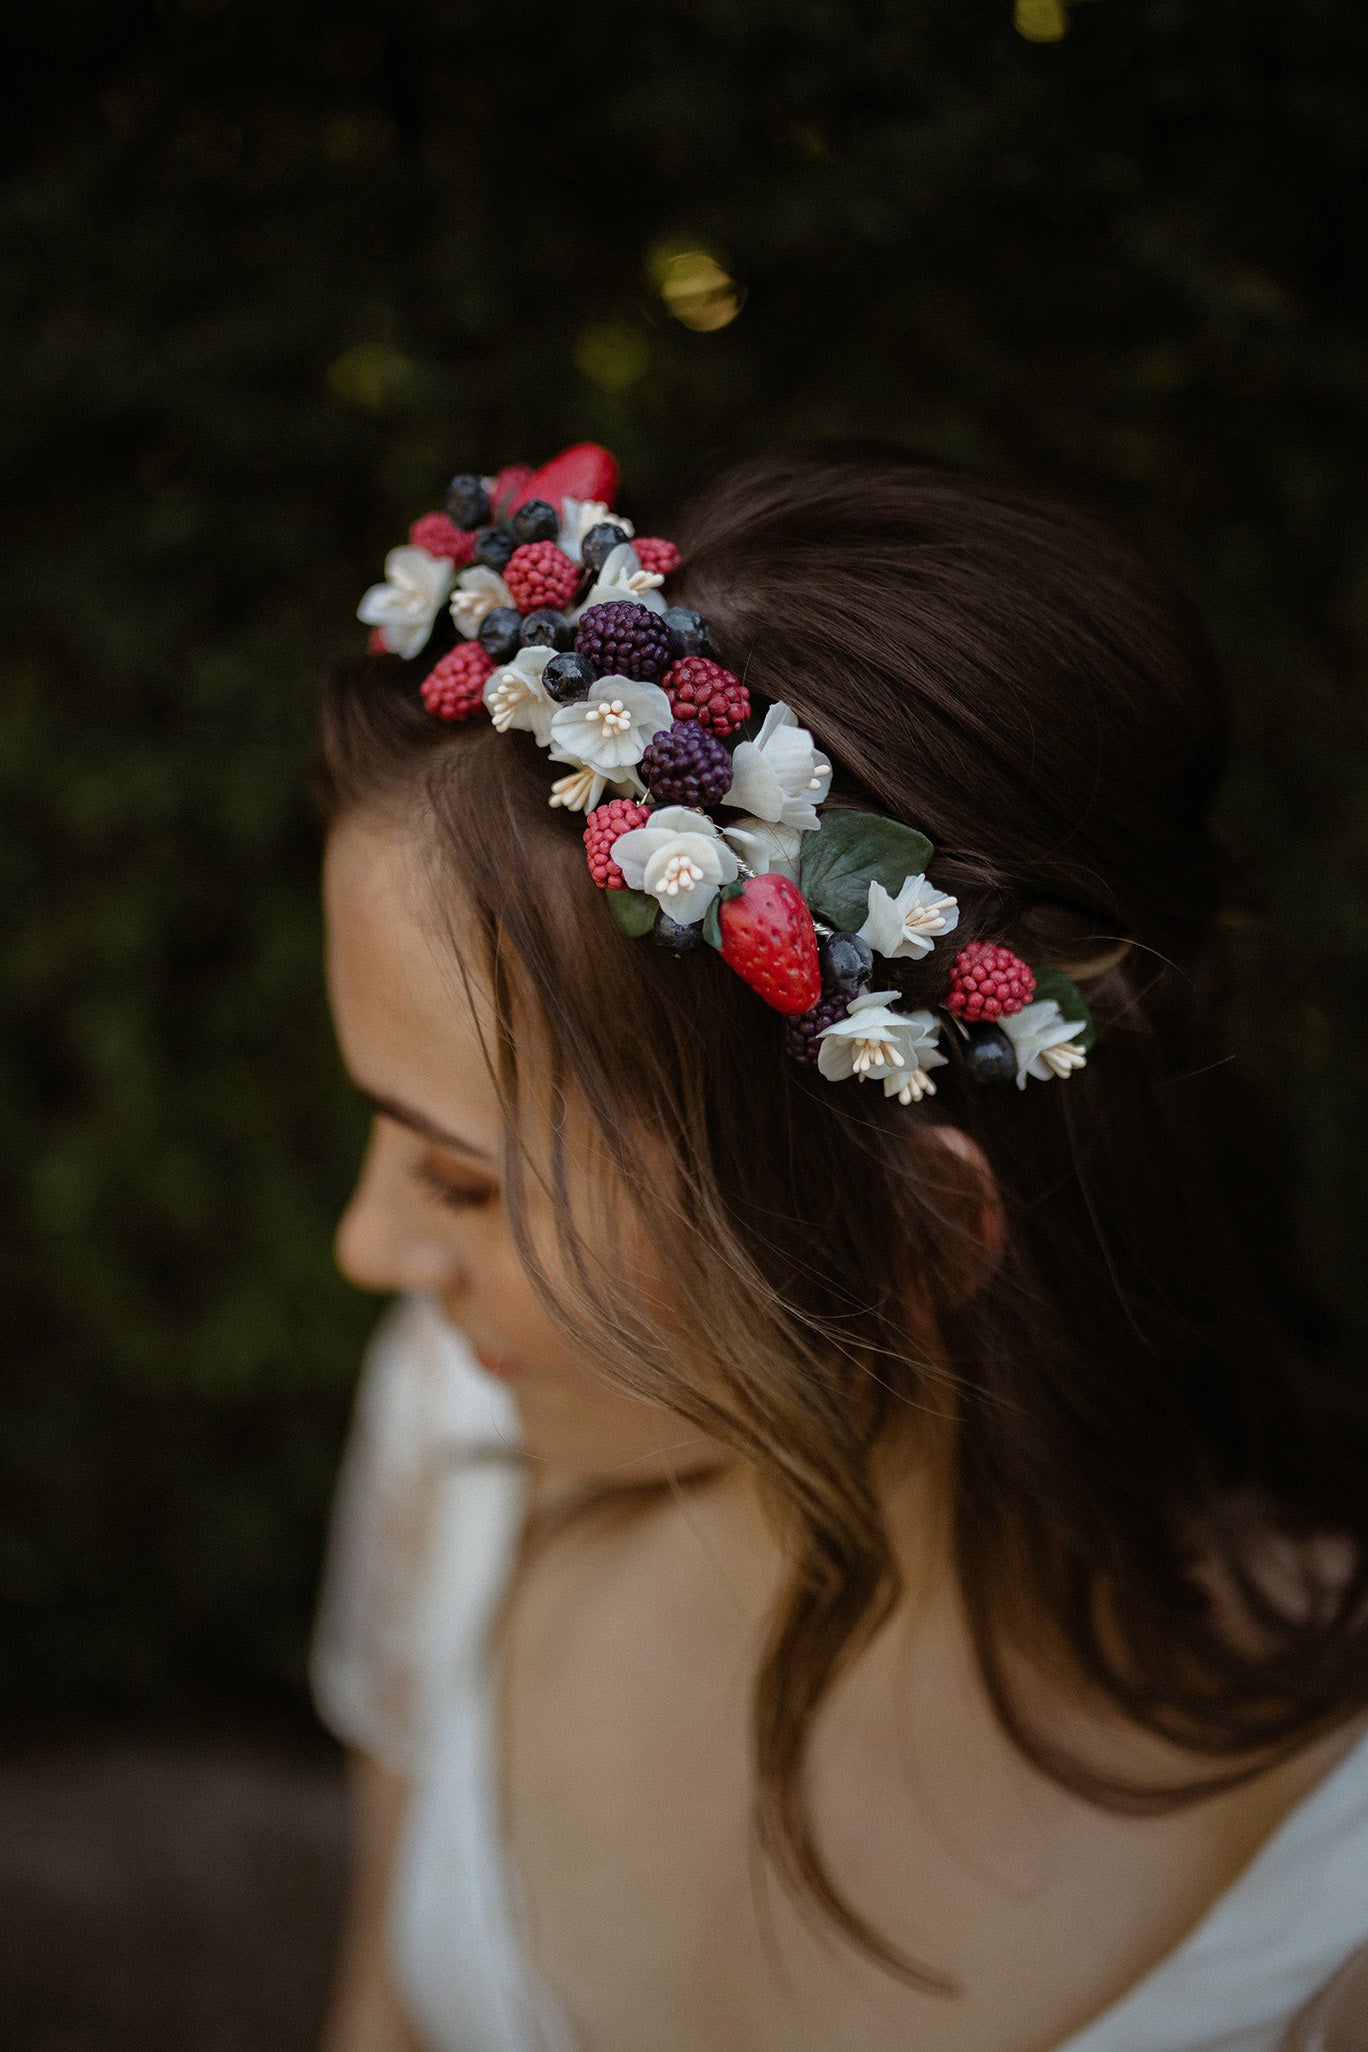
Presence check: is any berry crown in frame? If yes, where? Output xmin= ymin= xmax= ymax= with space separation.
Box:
xmin=356 ymin=443 xmax=1095 ymax=1100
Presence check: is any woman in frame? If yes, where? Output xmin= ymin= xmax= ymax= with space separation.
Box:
xmin=311 ymin=444 xmax=1368 ymax=2051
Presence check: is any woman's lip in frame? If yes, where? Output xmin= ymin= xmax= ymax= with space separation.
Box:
xmin=473 ymin=1345 xmax=522 ymax=1381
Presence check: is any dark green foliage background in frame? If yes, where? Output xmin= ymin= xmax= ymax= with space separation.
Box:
xmin=3 ymin=0 xmax=1366 ymax=1723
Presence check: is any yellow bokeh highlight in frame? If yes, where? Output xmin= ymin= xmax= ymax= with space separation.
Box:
xmin=573 ymin=323 xmax=651 ymax=392
xmin=648 ymin=245 xmax=745 ymax=333
xmin=1015 ymin=0 xmax=1068 ymax=40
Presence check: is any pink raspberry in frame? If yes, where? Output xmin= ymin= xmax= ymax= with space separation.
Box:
xmin=409 ymin=511 xmax=476 ymax=566
xmin=583 ymin=798 xmax=652 ymax=890
xmin=662 ymin=656 xmax=750 ymax=738
xmin=946 ymin=942 xmax=1036 ymax=1022
xmin=366 ymin=626 xmax=389 ymax=655
xmin=632 ymin=536 xmax=681 ymax=577
xmin=504 ymin=541 xmax=579 ymax=615
xmin=420 ymin=642 xmax=494 ymax=722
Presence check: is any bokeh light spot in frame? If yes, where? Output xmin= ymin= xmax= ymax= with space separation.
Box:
xmin=649 ymin=246 xmax=745 ymax=332
xmin=325 ymin=343 xmax=411 ymax=408
xmin=573 ymin=324 xmax=650 ymax=391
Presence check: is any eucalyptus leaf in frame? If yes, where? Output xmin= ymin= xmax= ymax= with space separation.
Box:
xmin=606 ymin=887 xmax=657 ymax=939
xmin=1027 ymin=967 xmax=1096 ymax=1051
xmin=798 ymin=810 xmax=935 ymax=933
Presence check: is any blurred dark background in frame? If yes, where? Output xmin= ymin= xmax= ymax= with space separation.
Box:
xmin=2 ymin=0 xmax=1366 ymax=2045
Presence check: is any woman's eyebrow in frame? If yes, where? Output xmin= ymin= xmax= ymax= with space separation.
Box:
xmin=356 ymin=1087 xmax=494 ymax=1162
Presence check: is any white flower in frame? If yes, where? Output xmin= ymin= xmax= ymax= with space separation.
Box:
xmin=722 ymin=701 xmax=832 ymax=832
xmin=579 ymin=541 xmax=667 ymax=615
xmin=609 ymin=805 xmax=740 ymax=926
xmin=558 ymin=497 xmax=634 ymax=564
xmin=546 ymin=764 xmax=645 ymax=813
xmin=817 ymin=991 xmax=947 ymax=1103
xmin=720 ymin=815 xmax=804 ymax=883
xmin=482 ymin=645 xmax=557 ymax=746
xmin=857 ymin=874 xmax=961 ymax=961
xmin=548 ymin=675 xmax=672 ymax=782
xmin=357 ymin=546 xmax=457 ymax=659
xmin=450 ymin=565 xmax=514 ymax=638
xmin=1000 ymin=998 xmax=1089 ymax=1090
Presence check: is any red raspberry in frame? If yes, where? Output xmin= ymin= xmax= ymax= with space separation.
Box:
xmin=420 ymin=642 xmax=494 ymax=722
xmin=632 ymin=536 xmax=681 ymax=577
xmin=662 ymin=656 xmax=750 ymax=738
xmin=409 ymin=511 xmax=476 ymax=566
xmin=504 ymin=541 xmax=579 ymax=615
xmin=946 ymin=942 xmax=1036 ymax=1022
xmin=583 ymin=798 xmax=651 ymax=890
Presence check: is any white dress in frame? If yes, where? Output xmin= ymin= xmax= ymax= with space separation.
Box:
xmin=312 ymin=1296 xmax=1368 ymax=2052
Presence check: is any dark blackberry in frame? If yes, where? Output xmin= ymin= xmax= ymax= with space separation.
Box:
xmin=473 ymin=525 xmax=516 ymax=572
xmin=581 ymin=522 xmax=631 ymax=575
xmin=519 ymin=608 xmax=573 ymax=651
xmin=960 ymin=1022 xmax=1018 ymax=1087
xmin=653 ymin=908 xmax=704 ymax=954
xmin=445 ymin=474 xmax=491 ymax=530
xmin=640 ymin=721 xmax=734 ymax=807
xmin=574 ymin=600 xmax=671 ymax=682
xmin=819 ymin=932 xmax=874 ymax=995
xmin=477 ymin=607 xmax=523 ymax=663
xmin=783 ymin=993 xmax=852 ymax=1069
xmin=542 ymin=651 xmax=596 ymax=704
xmin=663 ymin=606 xmax=714 ymax=661
xmin=510 ymin=498 xmax=561 ymax=545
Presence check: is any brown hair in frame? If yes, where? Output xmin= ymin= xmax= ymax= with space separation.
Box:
xmin=318 ymin=444 xmax=1368 ymax=1978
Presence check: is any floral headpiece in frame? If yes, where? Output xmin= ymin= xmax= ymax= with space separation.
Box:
xmin=357 ymin=443 xmax=1094 ymax=1101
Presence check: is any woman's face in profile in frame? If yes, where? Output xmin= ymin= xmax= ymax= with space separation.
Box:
xmin=323 ymin=803 xmax=723 ymax=1480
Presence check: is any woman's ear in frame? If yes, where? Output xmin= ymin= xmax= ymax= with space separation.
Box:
xmin=926 ymin=1123 xmax=1006 ymax=1275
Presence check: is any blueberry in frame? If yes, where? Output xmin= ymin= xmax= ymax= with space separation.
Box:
xmin=819 ymin=932 xmax=874 ymax=994
xmin=541 ymin=651 xmax=596 ymax=703
xmin=961 ymin=1022 xmax=1018 ymax=1087
xmin=510 ymin=498 xmax=561 ymax=545
xmin=473 ymin=525 xmax=516 ymax=572
xmin=477 ymin=607 xmax=523 ymax=663
xmin=581 ymin=521 xmax=631 ymax=575
xmin=653 ymin=908 xmax=704 ymax=954
xmin=519 ymin=609 xmax=573 ymax=651
xmin=445 ymin=475 xmax=491 ymax=530
xmin=663 ymin=606 xmax=714 ymax=660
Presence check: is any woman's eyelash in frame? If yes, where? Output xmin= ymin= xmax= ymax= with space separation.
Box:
xmin=410 ymin=1158 xmax=497 ymax=1211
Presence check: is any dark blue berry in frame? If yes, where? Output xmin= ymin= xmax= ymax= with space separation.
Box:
xmin=783 ymin=994 xmax=852 ymax=1068
xmin=477 ymin=607 xmax=523 ymax=662
xmin=653 ymin=908 xmax=704 ymax=954
xmin=961 ymin=1022 xmax=1018 ymax=1087
xmin=819 ymin=932 xmax=874 ymax=995
xmin=445 ymin=475 xmax=491 ymax=530
xmin=542 ymin=651 xmax=596 ymax=704
xmin=663 ymin=606 xmax=714 ymax=660
xmin=511 ymin=498 xmax=560 ymax=545
xmin=581 ymin=522 xmax=631 ymax=575
xmin=474 ymin=525 xmax=516 ymax=572
xmin=519 ymin=609 xmax=573 ymax=651
xmin=640 ymin=721 xmax=734 ymax=807
xmin=575 ymin=600 xmax=671 ymax=682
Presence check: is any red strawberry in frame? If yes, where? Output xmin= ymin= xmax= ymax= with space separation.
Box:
xmin=717 ymin=876 xmax=822 ymax=1016
xmin=511 ymin=442 xmax=619 ymax=514
xmin=489 ymin=463 xmax=534 ymax=519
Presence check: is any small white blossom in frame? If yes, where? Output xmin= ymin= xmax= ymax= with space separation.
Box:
xmin=557 ymin=497 xmax=634 ymax=564
xmin=546 ymin=764 xmax=645 ymax=813
xmin=857 ymin=874 xmax=961 ymax=961
xmin=720 ymin=815 xmax=804 ymax=883
xmin=609 ymin=805 xmax=740 ymax=926
xmin=482 ymin=645 xmax=557 ymax=746
xmin=722 ymin=701 xmax=832 ymax=832
xmin=817 ymin=991 xmax=947 ymax=1102
xmin=579 ymin=541 xmax=667 ymax=615
xmin=450 ymin=565 xmax=514 ymax=638
xmin=1000 ymin=998 xmax=1089 ymax=1090
xmin=548 ymin=675 xmax=672 ymax=781
xmin=357 ymin=546 xmax=457 ymax=659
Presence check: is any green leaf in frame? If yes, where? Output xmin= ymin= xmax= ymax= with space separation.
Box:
xmin=798 ymin=810 xmax=935 ymax=933
xmin=606 ymin=887 xmax=657 ymax=938
xmin=702 ymin=897 xmax=723 ymax=951
xmin=1027 ymin=967 xmax=1096 ymax=1051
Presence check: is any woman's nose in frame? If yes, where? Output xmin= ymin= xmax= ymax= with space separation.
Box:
xmin=334 ymin=1124 xmax=465 ymax=1296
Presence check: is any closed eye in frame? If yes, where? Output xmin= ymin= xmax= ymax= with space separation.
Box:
xmin=410 ymin=1156 xmax=498 ymax=1212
